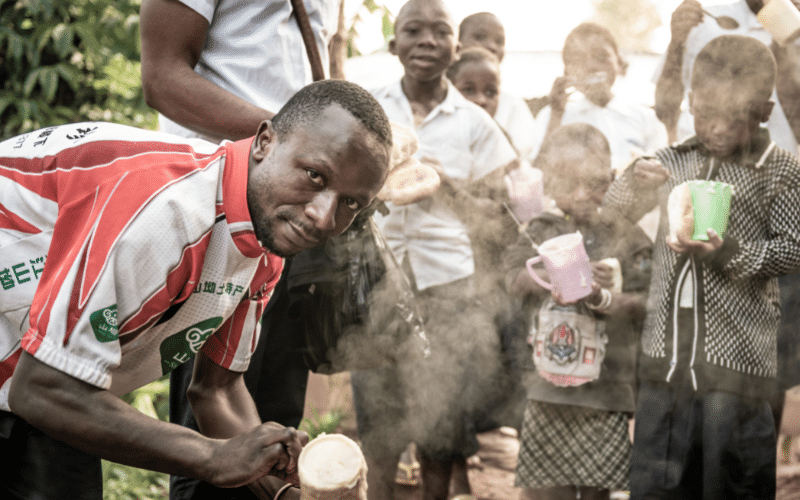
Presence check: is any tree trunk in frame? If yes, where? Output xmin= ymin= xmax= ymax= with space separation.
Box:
xmin=329 ymin=0 xmax=347 ymax=80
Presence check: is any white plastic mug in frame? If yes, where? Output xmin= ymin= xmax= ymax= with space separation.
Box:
xmin=758 ymin=0 xmax=800 ymax=45
xmin=504 ymin=164 xmax=544 ymax=223
xmin=526 ymin=232 xmax=594 ymax=302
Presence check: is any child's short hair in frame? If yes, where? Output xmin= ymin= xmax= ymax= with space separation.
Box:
xmin=446 ymin=46 xmax=500 ymax=82
xmin=458 ymin=12 xmax=502 ymax=41
xmin=563 ymin=22 xmax=628 ymax=75
xmin=534 ymin=123 xmax=611 ymax=173
xmin=691 ymin=35 xmax=776 ymax=101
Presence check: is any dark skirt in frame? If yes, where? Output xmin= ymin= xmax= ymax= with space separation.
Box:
xmin=514 ymin=400 xmax=631 ymax=490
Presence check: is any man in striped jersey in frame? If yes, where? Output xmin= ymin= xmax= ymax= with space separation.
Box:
xmin=0 ymin=79 xmax=392 ymax=500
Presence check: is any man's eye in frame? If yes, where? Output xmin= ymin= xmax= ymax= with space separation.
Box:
xmin=307 ymin=170 xmax=323 ymax=185
xmin=345 ymin=198 xmax=360 ymax=211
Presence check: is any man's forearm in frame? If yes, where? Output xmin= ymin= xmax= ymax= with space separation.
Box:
xmin=8 ymin=352 xmax=217 ymax=480
xmin=144 ymin=68 xmax=274 ymax=143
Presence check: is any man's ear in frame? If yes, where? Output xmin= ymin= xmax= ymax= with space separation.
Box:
xmin=759 ymin=100 xmax=775 ymax=123
xmin=388 ymin=38 xmax=397 ymax=56
xmin=251 ymin=120 xmax=275 ymax=162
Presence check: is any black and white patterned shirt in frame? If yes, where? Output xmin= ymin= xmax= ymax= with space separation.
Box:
xmin=604 ymin=129 xmax=800 ymax=398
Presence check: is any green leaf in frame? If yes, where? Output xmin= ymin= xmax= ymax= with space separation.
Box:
xmin=51 ymin=23 xmax=74 ymax=59
xmin=381 ymin=9 xmax=394 ymax=41
xmin=23 ymin=68 xmax=42 ymax=97
xmin=38 ymin=67 xmax=58 ymax=102
xmin=0 ymin=94 xmax=13 ymax=117
xmin=56 ymin=63 xmax=82 ymax=91
xmin=363 ymin=0 xmax=379 ymax=14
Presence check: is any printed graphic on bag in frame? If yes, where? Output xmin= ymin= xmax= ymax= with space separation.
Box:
xmin=531 ymin=298 xmax=607 ymax=387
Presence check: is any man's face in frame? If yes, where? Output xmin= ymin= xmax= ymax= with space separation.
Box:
xmin=689 ymin=80 xmax=773 ymax=158
xmin=246 ymin=105 xmax=389 ymax=257
xmin=459 ymin=17 xmax=506 ymax=62
xmin=389 ymin=1 xmax=458 ymax=84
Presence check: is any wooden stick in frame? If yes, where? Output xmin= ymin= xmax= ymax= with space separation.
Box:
xmin=290 ymin=0 xmax=326 ymax=82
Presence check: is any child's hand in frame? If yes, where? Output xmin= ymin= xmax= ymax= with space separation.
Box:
xmin=667 ymin=227 xmax=723 ymax=256
xmin=633 ymin=157 xmax=670 ymax=190
xmin=591 ymin=261 xmax=614 ymax=290
xmin=548 ymin=75 xmax=576 ymax=115
xmin=670 ymin=0 xmax=704 ymax=45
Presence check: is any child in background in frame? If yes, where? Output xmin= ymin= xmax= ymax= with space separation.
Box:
xmin=604 ymin=35 xmax=800 ymax=499
xmin=447 ymin=46 xmax=502 ymax=121
xmin=352 ymin=1 xmax=518 ymax=499
xmin=458 ymin=12 xmax=537 ymax=160
xmin=503 ymin=123 xmax=652 ymax=500
xmin=530 ymin=22 xmax=667 ymax=176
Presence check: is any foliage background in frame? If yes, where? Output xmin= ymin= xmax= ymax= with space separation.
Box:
xmin=0 ymin=0 xmax=156 ymax=140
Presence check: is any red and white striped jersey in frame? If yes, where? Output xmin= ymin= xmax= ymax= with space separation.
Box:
xmin=0 ymin=122 xmax=283 ymax=411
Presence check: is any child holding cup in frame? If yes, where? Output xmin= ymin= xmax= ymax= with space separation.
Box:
xmin=502 ymin=123 xmax=652 ymax=500
xmin=604 ymin=35 xmax=800 ymax=498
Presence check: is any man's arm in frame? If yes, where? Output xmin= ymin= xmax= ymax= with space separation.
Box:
xmin=140 ymin=0 xmax=274 ymax=142
xmin=7 ymin=351 xmax=302 ymax=489
xmin=187 ymin=351 xmax=306 ymax=498
xmin=773 ymin=40 xmax=800 ymax=143
xmin=654 ymin=0 xmax=703 ymax=142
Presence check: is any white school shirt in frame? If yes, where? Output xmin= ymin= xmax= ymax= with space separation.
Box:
xmin=495 ymin=90 xmax=536 ymax=159
xmin=370 ymin=81 xmax=517 ymax=291
xmin=652 ymin=0 xmax=799 ymax=155
xmin=158 ymin=0 xmax=340 ymax=143
xmin=529 ymin=93 xmax=669 ymax=173
xmin=0 ymin=123 xmax=283 ymax=411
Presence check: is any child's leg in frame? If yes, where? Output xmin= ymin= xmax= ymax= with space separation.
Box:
xmin=419 ymin=454 xmax=453 ymax=500
xmin=699 ymin=391 xmax=775 ymax=499
xmin=520 ymin=486 xmax=604 ymax=500
xmin=450 ymin=455 xmax=471 ymax=496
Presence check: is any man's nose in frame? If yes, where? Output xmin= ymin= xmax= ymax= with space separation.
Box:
xmin=305 ymin=192 xmax=337 ymax=233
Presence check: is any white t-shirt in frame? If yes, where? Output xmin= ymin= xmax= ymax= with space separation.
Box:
xmin=370 ymin=81 xmax=517 ymax=291
xmin=652 ymin=0 xmax=799 ymax=154
xmin=495 ymin=90 xmax=536 ymax=159
xmin=159 ymin=0 xmax=340 ymax=143
xmin=529 ymin=93 xmax=668 ymax=173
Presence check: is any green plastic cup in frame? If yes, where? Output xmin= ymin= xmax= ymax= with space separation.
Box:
xmin=689 ymin=180 xmax=733 ymax=241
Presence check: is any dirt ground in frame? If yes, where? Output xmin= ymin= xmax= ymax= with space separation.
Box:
xmin=308 ymin=373 xmax=800 ymax=499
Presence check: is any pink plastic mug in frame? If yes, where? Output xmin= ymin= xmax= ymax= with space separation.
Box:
xmin=525 ymin=232 xmax=594 ymax=302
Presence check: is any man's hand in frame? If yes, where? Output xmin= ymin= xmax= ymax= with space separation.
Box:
xmin=671 ymin=0 xmax=704 ymax=46
xmin=633 ymin=157 xmax=670 ymax=190
xmin=667 ymin=227 xmax=723 ymax=256
xmin=207 ymin=423 xmax=308 ymax=488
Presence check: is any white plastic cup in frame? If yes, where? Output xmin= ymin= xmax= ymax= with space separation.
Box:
xmin=757 ymin=0 xmax=800 ymax=45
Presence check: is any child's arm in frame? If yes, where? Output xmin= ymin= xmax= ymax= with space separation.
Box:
xmin=603 ymin=156 xmax=669 ymax=223
xmin=773 ymin=40 xmax=800 ymax=143
xmin=653 ymin=0 xmax=704 ymax=142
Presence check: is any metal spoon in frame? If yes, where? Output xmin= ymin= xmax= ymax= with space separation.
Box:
xmin=702 ymin=8 xmax=740 ymax=30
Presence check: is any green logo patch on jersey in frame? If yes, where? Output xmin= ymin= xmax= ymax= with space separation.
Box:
xmin=90 ymin=304 xmax=119 ymax=342
xmin=159 ymin=317 xmax=224 ymax=375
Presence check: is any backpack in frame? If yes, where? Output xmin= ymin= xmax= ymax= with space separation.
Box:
xmin=530 ymin=297 xmax=607 ymax=387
